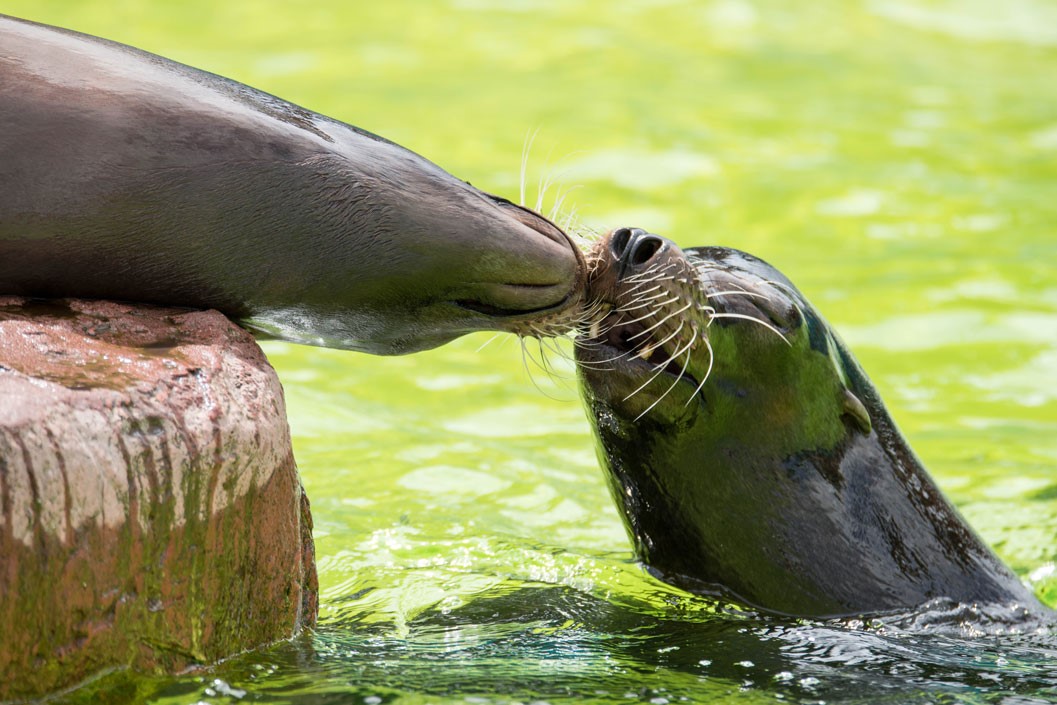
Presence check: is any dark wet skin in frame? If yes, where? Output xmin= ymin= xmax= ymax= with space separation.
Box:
xmin=0 ymin=15 xmax=584 ymax=354
xmin=576 ymin=228 xmax=1051 ymax=620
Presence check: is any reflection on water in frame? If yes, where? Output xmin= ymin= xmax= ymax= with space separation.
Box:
xmin=13 ymin=0 xmax=1056 ymax=701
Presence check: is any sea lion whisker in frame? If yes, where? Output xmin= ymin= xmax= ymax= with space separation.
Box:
xmin=753 ymin=279 xmax=809 ymax=323
xmin=621 ymin=322 xmax=687 ymax=408
xmin=573 ymin=312 xmax=609 ymax=335
xmin=575 ymin=350 xmax=629 ymax=367
xmin=561 ymin=304 xmax=607 ymax=328
xmin=548 ymin=185 xmax=582 ymax=224
xmin=621 ymin=361 xmax=669 ymax=404
xmin=634 ymin=338 xmax=695 ymax=422
xmin=538 ymin=334 xmax=577 ymax=366
xmin=621 ymin=273 xmax=664 ymax=286
xmin=705 ymin=289 xmax=773 ymax=302
xmin=583 ymin=322 xmax=619 ymax=341
xmin=623 ymin=261 xmax=676 ymax=281
xmin=560 ymin=206 xmax=580 ymax=233
xmin=519 ymin=127 xmax=540 ymax=207
xmin=684 ymin=331 xmax=715 ymax=406
xmin=571 ymin=340 xmax=636 ymax=367
xmin=571 ymin=353 xmax=632 ymax=369
xmin=636 ymin=320 xmax=685 ymax=362
xmin=572 ymin=336 xmax=624 ymax=351
xmin=475 ymin=332 xmax=505 ymax=353
xmin=617 ymin=288 xmax=670 ymax=306
xmin=623 ymin=283 xmax=666 ymax=296
xmin=535 ymin=336 xmax=574 ymax=386
xmin=617 ymin=283 xmax=663 ymax=304
xmin=614 ymin=299 xmax=668 ymax=314
xmin=613 ymin=287 xmax=664 ymax=307
xmin=533 ymin=143 xmax=561 ymax=213
xmin=614 ymin=297 xmax=668 ymax=314
xmin=582 ymin=318 xmax=611 ymax=340
xmin=558 ymin=205 xmax=583 ymax=235
xmin=612 ymin=304 xmax=668 ymax=328
xmin=649 ymin=333 xmax=696 ymax=374
xmin=534 ymin=326 xmax=572 ymax=352
xmin=624 ymin=263 xmax=670 ymax=278
xmin=617 ymin=297 xmax=683 ymax=327
xmin=755 ymin=279 xmax=799 ymax=298
xmin=534 ymin=336 xmax=555 ymax=376
xmin=519 ymin=337 xmax=566 ymax=401
xmin=628 ymin=302 xmax=694 ymax=342
xmin=621 ymin=268 xmax=668 ymax=284
xmin=573 ymin=319 xmax=626 ymax=342
xmin=708 ymin=312 xmax=791 ymax=346
xmin=624 ymin=277 xmax=677 ymax=294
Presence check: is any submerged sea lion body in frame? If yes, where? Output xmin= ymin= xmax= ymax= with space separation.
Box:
xmin=0 ymin=15 xmax=583 ymax=354
xmin=576 ymin=228 xmax=1048 ymax=620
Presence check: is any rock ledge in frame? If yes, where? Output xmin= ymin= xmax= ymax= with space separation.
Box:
xmin=0 ymin=297 xmax=317 ymax=700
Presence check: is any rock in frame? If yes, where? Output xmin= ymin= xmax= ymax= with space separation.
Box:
xmin=0 ymin=297 xmax=317 ymax=700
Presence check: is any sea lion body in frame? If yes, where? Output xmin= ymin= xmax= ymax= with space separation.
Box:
xmin=0 ymin=15 xmax=583 ymax=354
xmin=576 ymin=228 xmax=1047 ymax=619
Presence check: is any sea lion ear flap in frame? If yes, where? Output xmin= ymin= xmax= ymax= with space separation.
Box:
xmin=842 ymin=389 xmax=872 ymax=435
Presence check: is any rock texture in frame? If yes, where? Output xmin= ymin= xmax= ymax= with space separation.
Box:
xmin=0 ymin=297 xmax=317 ymax=700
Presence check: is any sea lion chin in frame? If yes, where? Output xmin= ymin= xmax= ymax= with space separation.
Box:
xmin=575 ymin=227 xmax=1050 ymax=621
xmin=0 ymin=15 xmax=585 ymax=355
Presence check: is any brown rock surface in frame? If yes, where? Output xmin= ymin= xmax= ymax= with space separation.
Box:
xmin=0 ymin=297 xmax=317 ymax=700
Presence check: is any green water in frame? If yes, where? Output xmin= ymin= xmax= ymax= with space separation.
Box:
xmin=13 ymin=0 xmax=1057 ymax=702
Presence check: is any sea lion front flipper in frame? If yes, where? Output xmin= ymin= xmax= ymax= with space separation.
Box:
xmin=842 ymin=389 xmax=872 ymax=435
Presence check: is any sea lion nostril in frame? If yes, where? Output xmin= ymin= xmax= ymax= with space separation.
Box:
xmin=617 ymin=230 xmax=665 ymax=278
xmin=609 ymin=227 xmax=636 ymax=259
xmin=629 ymin=234 xmax=662 ymax=266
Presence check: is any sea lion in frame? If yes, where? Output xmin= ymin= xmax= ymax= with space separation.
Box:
xmin=575 ymin=227 xmax=1049 ymax=620
xmin=0 ymin=15 xmax=584 ymax=355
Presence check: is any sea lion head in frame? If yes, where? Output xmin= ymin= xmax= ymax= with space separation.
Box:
xmin=575 ymin=228 xmax=877 ymax=616
xmin=0 ymin=15 xmax=591 ymax=356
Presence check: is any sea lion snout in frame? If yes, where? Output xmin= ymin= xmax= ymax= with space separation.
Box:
xmin=488 ymin=198 xmax=585 ymax=304
xmin=585 ymin=227 xmax=689 ymax=304
xmin=444 ymin=195 xmax=586 ymax=338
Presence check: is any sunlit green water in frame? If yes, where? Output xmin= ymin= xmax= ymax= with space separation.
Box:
xmin=11 ymin=0 xmax=1057 ymax=702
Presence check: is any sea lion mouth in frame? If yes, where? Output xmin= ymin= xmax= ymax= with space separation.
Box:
xmin=587 ymin=310 xmax=703 ymax=389
xmin=454 ymin=284 xmax=573 ymax=318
